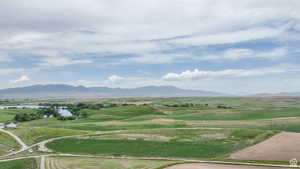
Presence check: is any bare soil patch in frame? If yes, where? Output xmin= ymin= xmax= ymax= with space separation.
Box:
xmin=165 ymin=163 xmax=281 ymax=169
xmin=110 ymin=101 xmax=152 ymax=105
xmin=240 ymin=97 xmax=300 ymax=103
xmin=120 ymin=133 xmax=171 ymax=141
xmin=231 ymin=132 xmax=300 ymax=161
xmin=148 ymin=118 xmax=182 ymax=123
xmin=201 ymin=133 xmax=226 ymax=139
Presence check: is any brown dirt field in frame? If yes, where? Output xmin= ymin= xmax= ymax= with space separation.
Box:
xmin=119 ymin=133 xmax=171 ymax=141
xmin=230 ymin=132 xmax=300 ymax=161
xmin=201 ymin=133 xmax=226 ymax=139
xmin=165 ymin=163 xmax=282 ymax=169
xmin=240 ymin=97 xmax=300 ymax=103
xmin=110 ymin=101 xmax=152 ymax=105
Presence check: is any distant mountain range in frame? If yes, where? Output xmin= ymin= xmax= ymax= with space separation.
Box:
xmin=0 ymin=84 xmax=224 ymax=99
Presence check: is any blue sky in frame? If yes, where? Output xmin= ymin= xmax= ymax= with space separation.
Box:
xmin=0 ymin=0 xmax=300 ymax=94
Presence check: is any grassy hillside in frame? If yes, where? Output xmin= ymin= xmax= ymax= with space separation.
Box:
xmin=1 ymin=97 xmax=299 ymax=165
xmin=0 ymin=131 xmax=20 ymax=155
xmin=0 ymin=109 xmax=38 ymax=123
xmin=45 ymin=157 xmax=177 ymax=169
xmin=10 ymin=127 xmax=91 ymax=145
xmin=80 ymin=105 xmax=164 ymax=122
xmin=10 ymin=99 xmax=300 ymax=134
xmin=47 ymin=128 xmax=277 ymax=158
xmin=0 ymin=159 xmax=37 ymax=169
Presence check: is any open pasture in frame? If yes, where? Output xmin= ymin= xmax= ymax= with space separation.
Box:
xmin=1 ymin=97 xmax=300 ymax=167
xmin=0 ymin=158 xmax=37 ymax=169
xmin=0 ymin=109 xmax=38 ymax=123
xmin=47 ymin=128 xmax=277 ymax=159
xmin=45 ymin=156 xmax=176 ymax=169
xmin=0 ymin=131 xmax=20 ymax=155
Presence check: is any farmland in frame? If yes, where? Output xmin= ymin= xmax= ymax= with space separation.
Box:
xmin=0 ymin=109 xmax=38 ymax=123
xmin=0 ymin=130 xmax=20 ymax=155
xmin=47 ymin=128 xmax=276 ymax=158
xmin=0 ymin=159 xmax=37 ymax=169
xmin=0 ymin=97 xmax=300 ymax=168
xmin=45 ymin=157 xmax=176 ymax=169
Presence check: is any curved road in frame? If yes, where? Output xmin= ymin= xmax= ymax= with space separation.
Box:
xmin=0 ymin=128 xmax=28 ymax=151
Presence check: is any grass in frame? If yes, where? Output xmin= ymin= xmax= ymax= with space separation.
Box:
xmin=0 ymin=158 xmax=37 ymax=169
xmin=47 ymin=128 xmax=276 ymax=159
xmin=169 ymin=107 xmax=300 ymax=121
xmin=10 ymin=127 xmax=91 ymax=145
xmin=45 ymin=156 xmax=177 ymax=169
xmin=13 ymin=100 xmax=300 ymax=133
xmin=0 ymin=131 xmax=20 ymax=155
xmin=0 ymin=109 xmax=38 ymax=123
xmin=81 ymin=105 xmax=164 ymax=121
xmin=62 ymin=123 xmax=188 ymax=131
xmin=48 ymin=138 xmax=235 ymax=158
xmin=1 ymin=97 xmax=299 ymax=166
xmin=186 ymin=117 xmax=300 ymax=133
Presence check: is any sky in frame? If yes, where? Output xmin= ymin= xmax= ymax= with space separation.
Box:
xmin=1 ymin=0 xmax=300 ymax=94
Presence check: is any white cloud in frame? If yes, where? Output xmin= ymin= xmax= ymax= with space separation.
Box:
xmin=163 ymin=67 xmax=287 ymax=80
xmin=39 ymin=57 xmax=92 ymax=67
xmin=171 ymin=27 xmax=282 ymax=46
xmin=107 ymin=75 xmax=124 ymax=84
xmin=0 ymin=52 xmax=11 ymax=62
xmin=0 ymin=68 xmax=25 ymax=75
xmin=201 ymin=47 xmax=288 ymax=61
xmin=126 ymin=53 xmax=184 ymax=64
xmin=0 ymin=0 xmax=299 ymax=66
xmin=0 ymin=0 xmax=299 ymax=92
xmin=10 ymin=75 xmax=30 ymax=84
xmin=32 ymin=50 xmax=92 ymax=67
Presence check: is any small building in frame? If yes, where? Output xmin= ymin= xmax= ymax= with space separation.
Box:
xmin=4 ymin=122 xmax=17 ymax=128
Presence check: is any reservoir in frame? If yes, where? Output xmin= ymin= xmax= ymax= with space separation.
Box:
xmin=0 ymin=105 xmax=72 ymax=117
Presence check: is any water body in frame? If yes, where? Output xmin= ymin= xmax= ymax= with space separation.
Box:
xmin=0 ymin=105 xmax=72 ymax=117
xmin=0 ymin=105 xmax=47 ymax=109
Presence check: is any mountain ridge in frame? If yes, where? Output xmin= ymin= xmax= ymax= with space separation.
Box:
xmin=0 ymin=84 xmax=224 ymax=98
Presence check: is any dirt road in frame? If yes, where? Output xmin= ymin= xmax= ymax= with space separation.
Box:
xmin=40 ymin=156 xmax=45 ymax=169
xmin=0 ymin=128 xmax=28 ymax=150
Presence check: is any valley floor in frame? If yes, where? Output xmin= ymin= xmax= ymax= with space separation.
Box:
xmin=1 ymin=97 xmax=300 ymax=168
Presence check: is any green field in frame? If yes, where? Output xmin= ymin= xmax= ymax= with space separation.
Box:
xmin=0 ymin=131 xmax=20 ymax=155
xmin=47 ymin=128 xmax=277 ymax=158
xmin=13 ymin=98 xmax=300 ymax=133
xmin=0 ymin=159 xmax=37 ymax=169
xmin=10 ymin=127 xmax=91 ymax=145
xmin=0 ymin=109 xmax=38 ymax=123
xmin=79 ymin=105 xmax=164 ymax=122
xmin=45 ymin=156 xmax=177 ymax=169
xmin=1 ymin=97 xmax=299 ymax=163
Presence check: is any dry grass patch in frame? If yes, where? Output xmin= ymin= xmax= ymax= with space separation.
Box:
xmin=45 ymin=156 xmax=176 ymax=169
xmin=166 ymin=163 xmax=282 ymax=169
xmin=201 ymin=133 xmax=227 ymax=139
xmin=120 ymin=133 xmax=171 ymax=141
